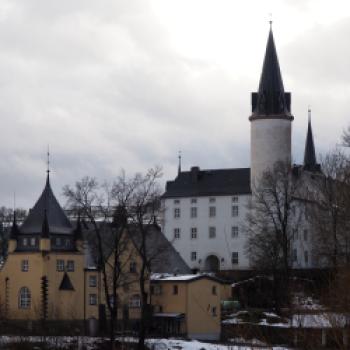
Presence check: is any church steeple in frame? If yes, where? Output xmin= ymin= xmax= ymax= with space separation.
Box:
xmin=251 ymin=26 xmax=292 ymax=118
xmin=303 ymin=109 xmax=320 ymax=172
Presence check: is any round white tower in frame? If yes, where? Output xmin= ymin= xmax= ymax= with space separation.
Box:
xmin=249 ymin=27 xmax=294 ymax=188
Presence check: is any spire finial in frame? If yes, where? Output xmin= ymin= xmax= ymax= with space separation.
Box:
xmin=47 ymin=145 xmax=50 ymax=176
xmin=178 ymin=150 xmax=182 ymax=175
xmin=269 ymin=13 xmax=273 ymax=29
xmin=308 ymin=105 xmax=311 ymax=122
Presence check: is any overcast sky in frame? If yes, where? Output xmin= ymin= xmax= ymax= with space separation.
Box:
xmin=0 ymin=0 xmax=350 ymax=208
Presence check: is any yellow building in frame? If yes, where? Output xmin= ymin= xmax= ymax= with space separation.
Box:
xmin=0 ymin=173 xmax=88 ymax=322
xmin=150 ymin=274 xmax=225 ymax=340
xmin=0 ymin=172 xmax=230 ymax=340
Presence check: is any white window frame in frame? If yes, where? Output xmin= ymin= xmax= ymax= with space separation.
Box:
xmin=89 ymin=275 xmax=97 ymax=287
xmin=18 ymin=287 xmax=31 ymax=309
xmin=231 ymin=226 xmax=239 ymax=238
xmin=56 ymin=259 xmax=65 ymax=272
xmin=66 ymin=260 xmax=75 ymax=272
xmin=209 ymin=226 xmax=216 ymax=239
xmin=191 ymin=251 xmax=197 ymax=261
xmin=232 ymin=205 xmax=239 ymax=217
xmin=21 ymin=260 xmax=29 ymax=272
xmin=89 ymin=293 xmax=97 ymax=305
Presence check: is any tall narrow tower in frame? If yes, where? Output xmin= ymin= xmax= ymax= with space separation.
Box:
xmin=249 ymin=26 xmax=294 ymax=188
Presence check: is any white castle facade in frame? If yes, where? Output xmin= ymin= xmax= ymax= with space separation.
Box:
xmin=161 ymin=27 xmax=320 ymax=273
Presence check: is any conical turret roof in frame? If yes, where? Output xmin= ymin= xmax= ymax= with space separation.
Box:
xmin=251 ymin=27 xmax=293 ymax=118
xmin=303 ymin=113 xmax=320 ymax=172
xmin=20 ymin=174 xmax=73 ymax=235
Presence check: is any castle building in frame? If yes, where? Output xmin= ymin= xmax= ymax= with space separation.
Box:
xmin=161 ymin=27 xmax=319 ymax=273
xmin=0 ymin=171 xmax=227 ymax=340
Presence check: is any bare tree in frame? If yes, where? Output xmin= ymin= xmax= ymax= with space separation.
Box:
xmin=245 ymin=161 xmax=301 ymax=311
xmin=63 ymin=175 xmax=135 ymax=350
xmin=342 ymin=126 xmax=350 ymax=147
xmin=309 ymin=150 xmax=350 ymax=271
xmin=63 ymin=167 xmax=163 ymax=350
xmin=126 ymin=167 xmax=163 ymax=350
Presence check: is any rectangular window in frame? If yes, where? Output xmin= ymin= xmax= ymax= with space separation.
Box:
xmin=232 ymin=196 xmax=238 ymax=203
xmin=190 ymin=207 xmax=197 ymax=218
xmin=232 ymin=206 xmax=239 ymax=217
xmin=212 ymin=285 xmax=217 ymax=295
xmin=174 ymin=199 xmax=180 ymax=204
xmin=129 ymin=261 xmax=137 ymax=273
xmin=56 ymin=259 xmax=65 ymax=272
xmin=89 ymin=294 xmax=97 ymax=305
xmin=89 ymin=275 xmax=97 ymax=287
xmin=209 ymin=206 xmax=216 ymax=217
xmin=30 ymin=238 xmax=36 ymax=246
xmin=191 ymin=252 xmax=197 ymax=261
xmin=293 ymin=229 xmax=298 ymax=240
xmin=231 ymin=252 xmax=239 ymax=264
xmin=173 ymin=285 xmax=178 ymax=295
xmin=305 ymin=251 xmax=309 ymax=265
xmin=23 ymin=238 xmax=28 ymax=246
xmin=174 ymin=228 xmax=180 ymax=239
xmin=65 ymin=239 xmax=70 ymax=247
xmin=293 ymin=249 xmax=297 ymax=262
xmin=174 ymin=208 xmax=180 ymax=218
xmin=21 ymin=260 xmax=29 ymax=272
xmin=209 ymin=197 xmax=216 ymax=203
xmin=191 ymin=198 xmax=197 ymax=204
xmin=56 ymin=237 xmax=62 ymax=246
xmin=304 ymin=229 xmax=308 ymax=241
xmin=67 ymin=260 xmax=75 ymax=272
xmin=151 ymin=285 xmax=162 ymax=295
xmin=212 ymin=306 xmax=217 ymax=317
xmin=191 ymin=227 xmax=197 ymax=239
xmin=231 ymin=226 xmax=239 ymax=238
xmin=209 ymin=226 xmax=216 ymax=239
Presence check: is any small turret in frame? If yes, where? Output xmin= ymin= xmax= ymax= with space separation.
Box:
xmin=8 ymin=212 xmax=19 ymax=253
xmin=303 ymin=109 xmax=320 ymax=172
xmin=249 ymin=25 xmax=294 ymax=188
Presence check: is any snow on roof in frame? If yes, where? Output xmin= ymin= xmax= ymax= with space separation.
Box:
xmin=151 ymin=273 xmax=216 ymax=282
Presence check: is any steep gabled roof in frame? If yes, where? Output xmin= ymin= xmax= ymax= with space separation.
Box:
xmin=20 ymin=174 xmax=73 ymax=235
xmin=59 ymin=272 xmax=75 ymax=291
xmin=163 ymin=167 xmax=251 ymax=198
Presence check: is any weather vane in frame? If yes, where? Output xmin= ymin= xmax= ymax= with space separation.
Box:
xmin=269 ymin=13 xmax=273 ymax=28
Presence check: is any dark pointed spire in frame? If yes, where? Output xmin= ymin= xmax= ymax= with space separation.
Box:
xmin=41 ymin=209 xmax=50 ymax=238
xmin=10 ymin=211 xmax=20 ymax=239
xmin=303 ymin=109 xmax=320 ymax=172
xmin=178 ymin=150 xmax=182 ymax=176
xmin=250 ymin=26 xmax=293 ymax=119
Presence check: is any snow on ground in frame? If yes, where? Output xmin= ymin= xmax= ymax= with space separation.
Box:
xmin=147 ymin=338 xmax=291 ymax=350
xmin=0 ymin=335 xmax=292 ymax=350
xmin=223 ymin=312 xmax=347 ymax=329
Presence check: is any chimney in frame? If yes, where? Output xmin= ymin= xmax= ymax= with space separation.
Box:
xmin=191 ymin=166 xmax=200 ymax=183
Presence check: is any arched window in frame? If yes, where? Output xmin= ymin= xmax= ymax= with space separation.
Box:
xmin=18 ymin=287 xmax=31 ymax=309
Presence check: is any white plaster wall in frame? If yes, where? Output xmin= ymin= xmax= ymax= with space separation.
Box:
xmin=250 ymin=118 xmax=292 ymax=187
xmin=162 ymin=195 xmax=251 ymax=271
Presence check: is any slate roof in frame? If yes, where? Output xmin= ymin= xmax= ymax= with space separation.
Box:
xmin=129 ymin=224 xmax=192 ymax=275
xmin=162 ymin=167 xmax=251 ymax=198
xmin=59 ymin=272 xmax=75 ymax=291
xmin=250 ymin=27 xmax=293 ymax=118
xmin=20 ymin=174 xmax=73 ymax=235
xmin=83 ymin=222 xmax=191 ymax=274
xmin=303 ymin=116 xmax=321 ymax=172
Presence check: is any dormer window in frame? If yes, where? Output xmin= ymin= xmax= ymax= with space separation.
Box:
xmin=23 ymin=238 xmax=28 ymax=246
xmin=56 ymin=237 xmax=62 ymax=246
